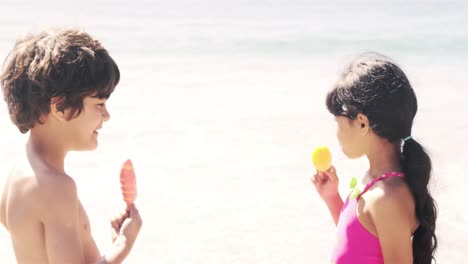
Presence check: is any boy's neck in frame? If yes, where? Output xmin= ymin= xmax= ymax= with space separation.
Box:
xmin=366 ymin=138 xmax=402 ymax=179
xmin=28 ymin=128 xmax=68 ymax=173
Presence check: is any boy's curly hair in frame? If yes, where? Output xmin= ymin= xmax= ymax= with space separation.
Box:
xmin=0 ymin=28 xmax=120 ymax=133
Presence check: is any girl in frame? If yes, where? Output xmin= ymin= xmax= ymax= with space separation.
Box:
xmin=312 ymin=53 xmax=437 ymax=264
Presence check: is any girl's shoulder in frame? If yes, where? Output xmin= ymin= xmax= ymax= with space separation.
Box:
xmin=363 ymin=177 xmax=415 ymax=217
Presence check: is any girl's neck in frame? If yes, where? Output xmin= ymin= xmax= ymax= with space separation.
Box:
xmin=366 ymin=139 xmax=402 ymax=179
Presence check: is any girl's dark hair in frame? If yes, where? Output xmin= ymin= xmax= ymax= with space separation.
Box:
xmin=326 ymin=53 xmax=437 ymax=263
xmin=0 ymin=28 xmax=120 ymax=133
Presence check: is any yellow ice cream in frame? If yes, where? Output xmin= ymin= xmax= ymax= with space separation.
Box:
xmin=311 ymin=146 xmax=332 ymax=172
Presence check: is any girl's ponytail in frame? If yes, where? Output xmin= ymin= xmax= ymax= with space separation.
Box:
xmin=401 ymin=138 xmax=437 ymax=264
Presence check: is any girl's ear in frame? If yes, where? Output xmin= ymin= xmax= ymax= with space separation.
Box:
xmin=50 ymin=97 xmax=67 ymax=122
xmin=356 ymin=113 xmax=370 ymax=135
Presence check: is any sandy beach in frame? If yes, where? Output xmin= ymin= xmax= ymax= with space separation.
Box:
xmin=1 ymin=0 xmax=467 ymax=263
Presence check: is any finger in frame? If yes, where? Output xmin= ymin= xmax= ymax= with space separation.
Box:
xmin=324 ymin=166 xmax=339 ymax=183
xmin=118 ymin=203 xmax=130 ymax=218
xmin=119 ymin=211 xmax=128 ymax=220
xmin=311 ymin=177 xmax=321 ymax=188
xmin=112 ymin=212 xmax=127 ymax=228
xmin=128 ymin=204 xmax=142 ymax=223
xmin=120 ymin=205 xmax=130 ymax=218
xmin=311 ymin=171 xmax=319 ymax=183
xmin=111 ymin=227 xmax=118 ymax=242
xmin=128 ymin=204 xmax=138 ymax=217
xmin=310 ymin=175 xmax=317 ymax=184
xmin=111 ymin=225 xmax=118 ymax=235
xmin=110 ymin=217 xmax=120 ymax=229
xmin=315 ymin=171 xmax=327 ymax=182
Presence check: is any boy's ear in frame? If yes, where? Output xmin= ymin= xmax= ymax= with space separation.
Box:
xmin=50 ymin=97 xmax=67 ymax=122
xmin=356 ymin=113 xmax=370 ymax=134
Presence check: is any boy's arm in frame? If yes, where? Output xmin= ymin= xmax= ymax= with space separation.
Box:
xmin=42 ymin=176 xmax=137 ymax=264
xmin=79 ymin=202 xmax=102 ymax=263
xmin=41 ymin=176 xmax=86 ymax=263
xmin=79 ymin=204 xmax=133 ymax=264
xmin=82 ymin=222 xmax=102 ymax=263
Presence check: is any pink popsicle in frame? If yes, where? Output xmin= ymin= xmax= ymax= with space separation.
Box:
xmin=120 ymin=159 xmax=137 ymax=204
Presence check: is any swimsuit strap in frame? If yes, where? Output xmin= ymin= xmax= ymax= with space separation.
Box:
xmin=357 ymin=172 xmax=404 ymax=200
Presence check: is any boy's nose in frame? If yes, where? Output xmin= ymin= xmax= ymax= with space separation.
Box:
xmin=103 ymin=107 xmax=111 ymax=121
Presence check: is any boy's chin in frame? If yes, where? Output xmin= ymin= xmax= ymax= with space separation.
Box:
xmin=72 ymin=143 xmax=98 ymax=151
xmin=87 ymin=143 xmax=98 ymax=151
xmin=87 ymin=144 xmax=98 ymax=151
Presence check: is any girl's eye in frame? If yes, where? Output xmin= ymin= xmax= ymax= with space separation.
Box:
xmin=97 ymin=103 xmax=105 ymax=107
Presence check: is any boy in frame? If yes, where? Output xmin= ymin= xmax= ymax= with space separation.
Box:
xmin=0 ymin=29 xmax=142 ymax=263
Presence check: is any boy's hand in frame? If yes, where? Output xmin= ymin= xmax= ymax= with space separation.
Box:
xmin=103 ymin=204 xmax=142 ymax=263
xmin=110 ymin=204 xmax=142 ymax=245
xmin=311 ymin=165 xmax=340 ymax=201
xmin=110 ymin=205 xmax=127 ymax=243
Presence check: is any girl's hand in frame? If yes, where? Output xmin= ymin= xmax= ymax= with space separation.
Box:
xmin=311 ymin=166 xmax=340 ymax=201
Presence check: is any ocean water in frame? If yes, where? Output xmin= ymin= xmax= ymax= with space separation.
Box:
xmin=1 ymin=0 xmax=467 ymax=58
xmin=0 ymin=0 xmax=467 ymax=263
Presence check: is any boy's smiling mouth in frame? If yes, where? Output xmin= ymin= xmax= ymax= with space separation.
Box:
xmin=94 ymin=126 xmax=102 ymax=135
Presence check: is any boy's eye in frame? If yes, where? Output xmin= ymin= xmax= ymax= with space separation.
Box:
xmin=97 ymin=103 xmax=105 ymax=107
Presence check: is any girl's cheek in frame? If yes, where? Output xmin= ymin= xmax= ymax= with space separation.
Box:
xmin=336 ymin=124 xmax=343 ymax=139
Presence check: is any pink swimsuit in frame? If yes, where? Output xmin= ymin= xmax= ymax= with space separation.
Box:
xmin=331 ymin=172 xmax=405 ymax=264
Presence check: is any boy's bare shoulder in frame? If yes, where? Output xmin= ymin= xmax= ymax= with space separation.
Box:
xmin=7 ymin=162 xmax=78 ymax=214
xmin=1 ymin=161 xmax=79 ymax=230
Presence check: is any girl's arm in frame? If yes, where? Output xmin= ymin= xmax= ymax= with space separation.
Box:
xmin=311 ymin=166 xmax=343 ymax=225
xmin=322 ymin=193 xmax=343 ymax=225
xmin=370 ymin=187 xmax=414 ymax=264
